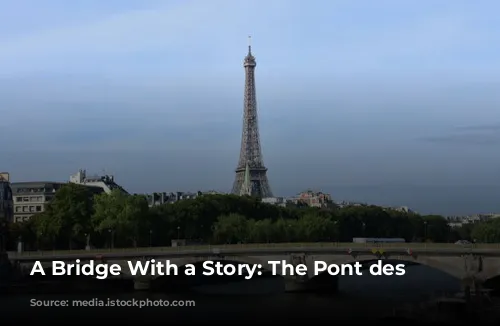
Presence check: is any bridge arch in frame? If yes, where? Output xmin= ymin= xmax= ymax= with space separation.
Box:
xmin=311 ymin=255 xmax=465 ymax=280
xmin=486 ymin=271 xmax=500 ymax=281
xmin=476 ymin=261 xmax=500 ymax=282
xmin=483 ymin=274 xmax=500 ymax=291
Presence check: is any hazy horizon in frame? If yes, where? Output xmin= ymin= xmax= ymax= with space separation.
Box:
xmin=2 ymin=0 xmax=500 ymax=216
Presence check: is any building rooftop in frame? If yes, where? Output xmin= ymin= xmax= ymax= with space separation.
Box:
xmin=69 ymin=169 xmax=129 ymax=194
xmin=11 ymin=181 xmax=67 ymax=188
xmin=10 ymin=181 xmax=104 ymax=195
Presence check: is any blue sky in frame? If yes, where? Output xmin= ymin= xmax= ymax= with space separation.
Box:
xmin=1 ymin=0 xmax=500 ymax=215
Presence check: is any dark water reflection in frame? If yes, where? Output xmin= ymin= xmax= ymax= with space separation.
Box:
xmin=1 ymin=265 xmax=462 ymax=322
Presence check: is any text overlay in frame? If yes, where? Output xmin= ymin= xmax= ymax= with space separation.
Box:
xmin=29 ymin=259 xmax=406 ymax=278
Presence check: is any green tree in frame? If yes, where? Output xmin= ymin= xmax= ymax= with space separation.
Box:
xmin=471 ymin=220 xmax=500 ymax=243
xmin=7 ymin=218 xmax=36 ymax=250
xmin=92 ymin=190 xmax=149 ymax=247
xmin=32 ymin=212 xmax=60 ymax=249
xmin=39 ymin=183 xmax=94 ymax=248
xmin=13 ymin=192 xmax=472 ymax=250
xmin=296 ymin=213 xmax=336 ymax=242
xmin=422 ymin=215 xmax=450 ymax=242
xmin=212 ymin=213 xmax=249 ymax=244
xmin=247 ymin=218 xmax=275 ymax=243
xmin=451 ymin=224 xmax=474 ymax=241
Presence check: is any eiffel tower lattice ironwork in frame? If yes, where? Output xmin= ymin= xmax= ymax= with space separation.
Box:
xmin=231 ymin=37 xmax=273 ymax=197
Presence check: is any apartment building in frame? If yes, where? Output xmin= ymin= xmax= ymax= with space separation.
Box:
xmin=144 ymin=191 xmax=227 ymax=207
xmin=292 ymin=190 xmax=333 ymax=208
xmin=261 ymin=197 xmax=287 ymax=207
xmin=11 ymin=181 xmax=103 ymax=223
xmin=0 ymin=172 xmax=13 ymax=223
xmin=145 ymin=191 xmax=201 ymax=207
xmin=446 ymin=213 xmax=500 ymax=227
xmin=11 ymin=182 xmax=65 ymax=223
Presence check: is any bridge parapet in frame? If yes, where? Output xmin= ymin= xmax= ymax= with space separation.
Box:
xmin=9 ymin=242 xmax=500 ymax=259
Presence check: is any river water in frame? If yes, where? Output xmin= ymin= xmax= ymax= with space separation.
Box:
xmin=1 ymin=264 xmax=464 ymax=322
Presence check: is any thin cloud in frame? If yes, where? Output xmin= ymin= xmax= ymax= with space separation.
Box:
xmin=421 ymin=133 xmax=500 ymax=145
xmin=421 ymin=123 xmax=500 ymax=145
xmin=454 ymin=124 xmax=500 ymax=132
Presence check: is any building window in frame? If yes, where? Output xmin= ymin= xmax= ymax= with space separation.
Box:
xmin=23 ymin=197 xmax=29 ymax=202
xmin=29 ymin=206 xmax=35 ymax=212
xmin=22 ymin=206 xmax=28 ymax=212
xmin=15 ymin=206 xmax=21 ymax=212
xmin=15 ymin=197 xmax=22 ymax=202
xmin=36 ymin=205 xmax=42 ymax=212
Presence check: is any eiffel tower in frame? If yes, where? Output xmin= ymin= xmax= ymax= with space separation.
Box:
xmin=231 ymin=37 xmax=273 ymax=198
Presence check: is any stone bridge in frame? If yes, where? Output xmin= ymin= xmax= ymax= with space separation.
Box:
xmin=118 ymin=253 xmax=500 ymax=292
xmin=9 ymin=244 xmax=500 ymax=293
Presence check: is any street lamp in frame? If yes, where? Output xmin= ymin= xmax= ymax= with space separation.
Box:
xmin=38 ymin=232 xmax=43 ymax=251
xmin=108 ymin=229 xmax=114 ymax=249
xmin=84 ymin=233 xmax=90 ymax=250
xmin=333 ymin=220 xmax=338 ymax=242
xmin=149 ymin=229 xmax=153 ymax=247
xmin=211 ymin=225 xmax=217 ymax=244
xmin=17 ymin=235 xmax=22 ymax=253
xmin=177 ymin=226 xmax=180 ymax=240
xmin=424 ymin=221 xmax=428 ymax=242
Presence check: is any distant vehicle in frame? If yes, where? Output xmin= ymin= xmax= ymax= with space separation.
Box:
xmin=352 ymin=237 xmax=406 ymax=243
xmin=455 ymin=240 xmax=472 ymax=245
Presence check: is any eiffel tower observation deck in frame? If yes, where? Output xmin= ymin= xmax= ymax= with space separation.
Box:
xmin=231 ymin=37 xmax=273 ymax=198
